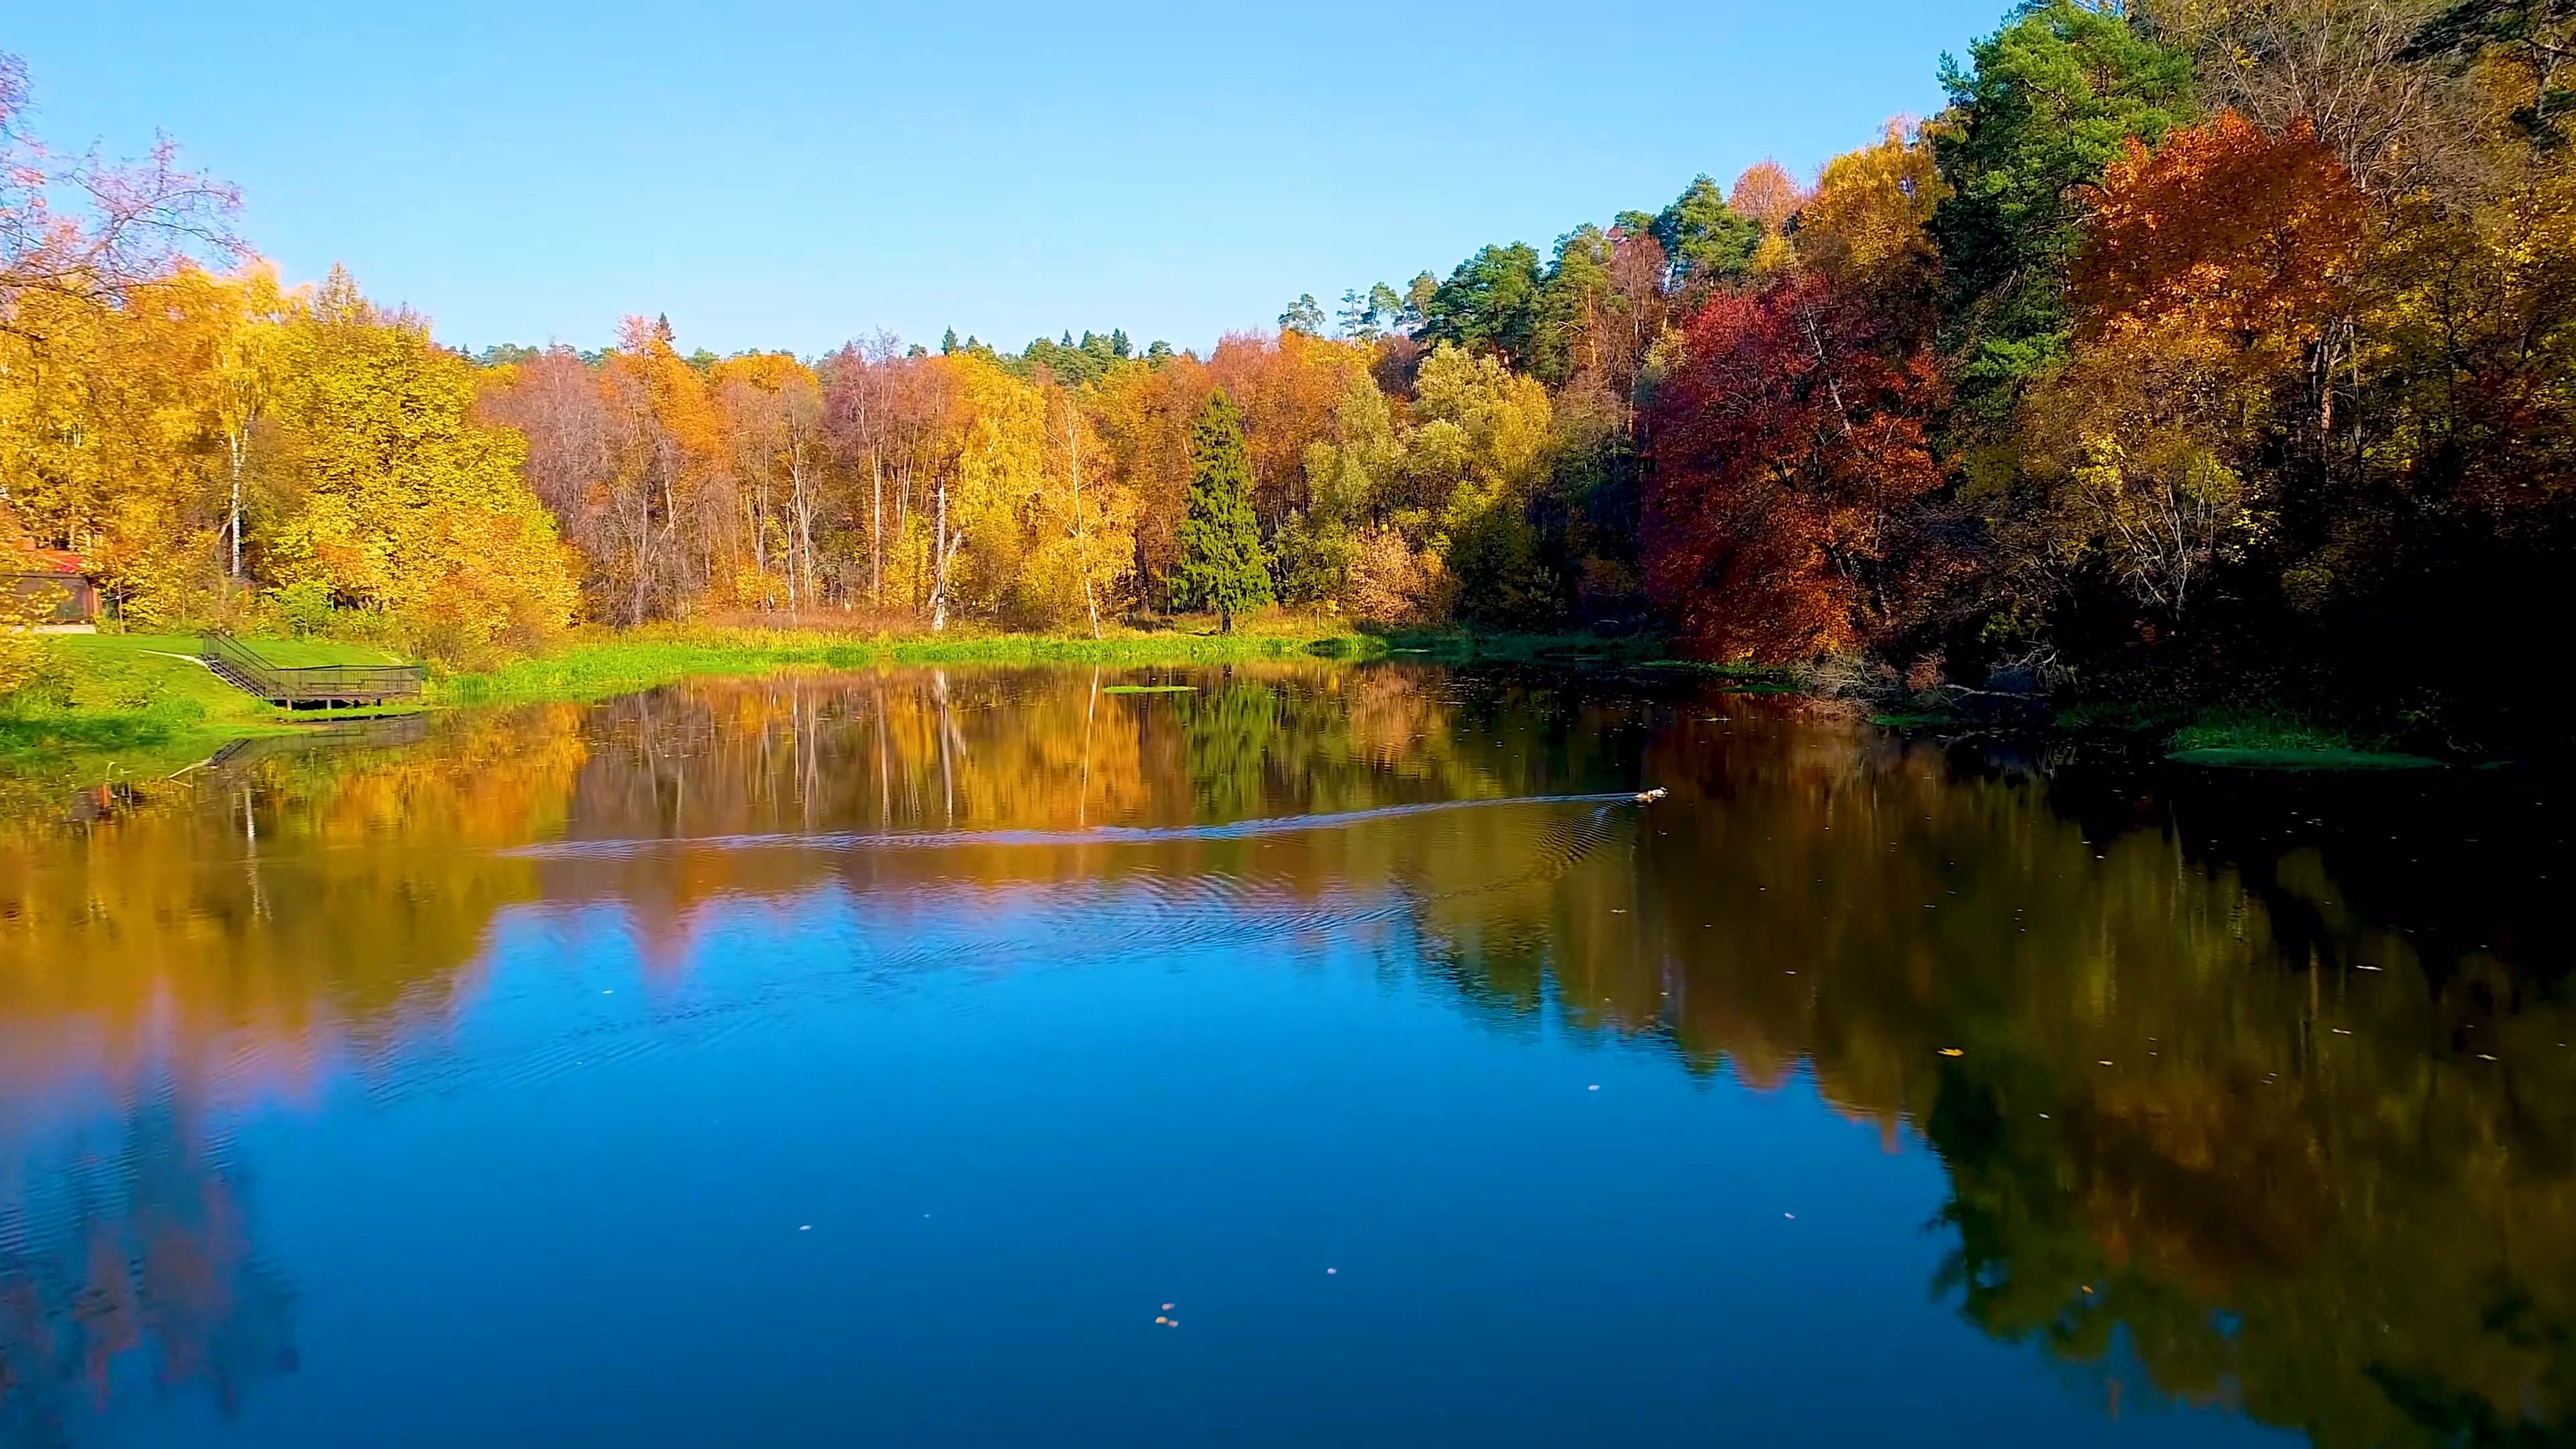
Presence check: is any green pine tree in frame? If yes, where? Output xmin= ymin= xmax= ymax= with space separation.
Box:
xmin=1170 ymin=392 xmax=1273 ymax=633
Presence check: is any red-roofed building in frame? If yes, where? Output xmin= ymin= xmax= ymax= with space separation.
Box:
xmin=3 ymin=508 xmax=102 ymax=623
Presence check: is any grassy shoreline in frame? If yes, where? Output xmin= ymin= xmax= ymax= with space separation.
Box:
xmin=429 ymin=622 xmax=1392 ymax=706
xmin=0 ymin=622 xmax=1657 ymax=788
xmin=0 ymin=633 xmax=423 ymax=794
xmin=423 ymin=621 xmax=1708 ymax=705
xmin=2159 ymin=708 xmax=2447 ymax=771
xmin=2 ymin=624 xmax=2458 ymax=795
xmin=1882 ymin=696 xmax=2452 ymax=770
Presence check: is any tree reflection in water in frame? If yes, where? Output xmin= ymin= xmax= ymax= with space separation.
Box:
xmin=0 ymin=1091 xmax=296 ymax=1447
xmin=0 ymin=663 xmax=2569 ymax=1446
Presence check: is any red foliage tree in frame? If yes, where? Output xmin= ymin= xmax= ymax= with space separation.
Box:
xmin=1644 ymin=274 xmax=1944 ymax=661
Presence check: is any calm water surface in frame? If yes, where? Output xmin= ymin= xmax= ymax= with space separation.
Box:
xmin=3 ymin=663 xmax=2571 ymax=1447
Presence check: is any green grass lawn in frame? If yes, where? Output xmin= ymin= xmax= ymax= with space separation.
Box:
xmin=17 ymin=634 xmax=282 ymax=732
xmin=428 ymin=620 xmax=1407 ymax=705
xmin=213 ymin=635 xmax=405 ymax=667
xmin=2164 ymin=708 xmax=2445 ymax=770
xmin=425 ymin=621 xmax=1695 ymax=707
xmin=2164 ymin=746 xmax=2448 ymax=769
xmin=0 ymin=633 xmax=421 ymax=786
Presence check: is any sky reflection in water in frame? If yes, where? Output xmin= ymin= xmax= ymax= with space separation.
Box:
xmin=2 ymin=663 xmax=2569 ymax=1447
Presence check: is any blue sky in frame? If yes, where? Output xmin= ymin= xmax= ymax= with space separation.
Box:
xmin=11 ymin=0 xmax=2010 ymax=358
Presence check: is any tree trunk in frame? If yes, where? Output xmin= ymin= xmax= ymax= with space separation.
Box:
xmin=750 ymin=469 xmax=771 ymax=606
xmin=1067 ymin=396 xmax=1102 ymax=639
xmin=930 ymin=472 xmax=950 ymax=631
xmin=227 ymin=435 xmax=245 ymax=583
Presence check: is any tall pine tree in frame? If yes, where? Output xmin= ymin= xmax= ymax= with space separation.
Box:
xmin=1170 ymin=391 xmax=1273 ymax=633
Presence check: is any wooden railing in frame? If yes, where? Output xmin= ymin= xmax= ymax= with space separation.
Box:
xmin=200 ymin=633 xmax=425 ymax=708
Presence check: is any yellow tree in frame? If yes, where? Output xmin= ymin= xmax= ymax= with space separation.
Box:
xmin=931 ymin=352 xmax=1046 ymax=628
xmin=594 ymin=316 xmax=728 ymax=623
xmin=1797 ymin=119 xmax=1948 ymax=288
xmin=0 ymin=270 xmax=235 ymax=623
xmin=212 ymin=266 xmax=292 ymax=586
xmin=817 ymin=339 xmax=971 ymax=617
xmin=1405 ymin=343 xmax=1555 ymax=625
xmin=710 ymin=352 xmax=828 ymax=612
xmin=1030 ymin=378 xmax=1138 ymax=635
xmin=264 ymin=267 xmax=576 ymax=655
xmin=1088 ymin=352 xmax=1213 ymax=593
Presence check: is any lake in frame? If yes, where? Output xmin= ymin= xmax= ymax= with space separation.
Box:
xmin=1 ymin=662 xmax=2570 ymax=1447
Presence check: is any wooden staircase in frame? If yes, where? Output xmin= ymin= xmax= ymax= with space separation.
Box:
xmin=200 ymin=633 xmax=426 ymax=709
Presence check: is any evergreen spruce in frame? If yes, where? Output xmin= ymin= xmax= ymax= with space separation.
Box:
xmin=1170 ymin=392 xmax=1273 ymax=633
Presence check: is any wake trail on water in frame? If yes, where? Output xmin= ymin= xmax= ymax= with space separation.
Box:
xmin=343 ymin=791 xmax=1654 ymax=1113
xmin=498 ymin=791 xmax=1651 ymax=860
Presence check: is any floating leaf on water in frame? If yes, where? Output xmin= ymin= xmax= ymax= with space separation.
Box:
xmin=1938 ymin=1048 xmax=1965 ymax=1057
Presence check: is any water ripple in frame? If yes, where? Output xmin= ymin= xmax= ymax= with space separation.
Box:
xmin=498 ymin=791 xmax=1652 ymax=860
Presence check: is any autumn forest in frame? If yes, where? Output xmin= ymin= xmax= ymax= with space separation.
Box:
xmin=13 ymin=7 xmax=2576 ymax=1438
xmin=9 ymin=0 xmax=2576 ymax=746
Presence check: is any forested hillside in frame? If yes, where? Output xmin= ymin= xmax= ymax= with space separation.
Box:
xmin=8 ymin=1 xmax=2575 ymax=744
